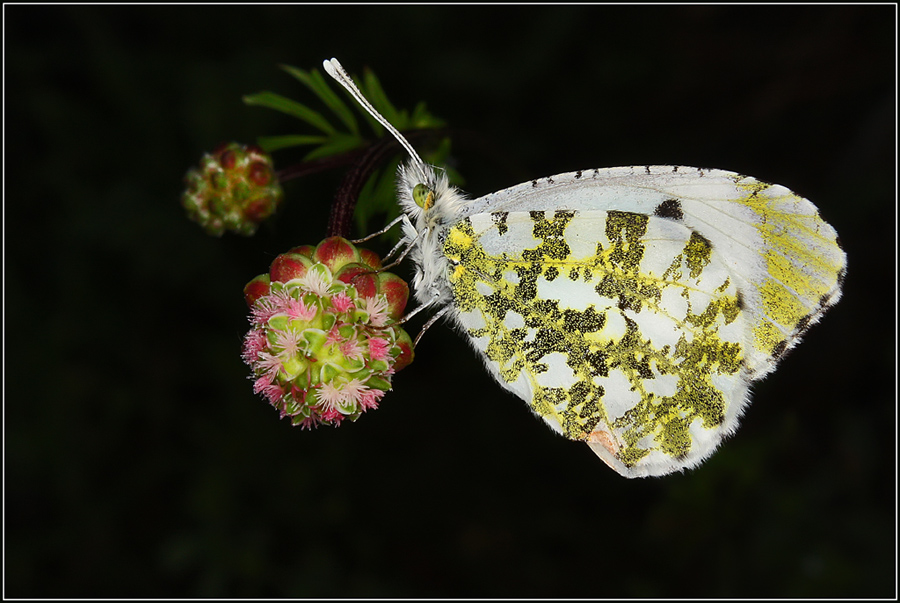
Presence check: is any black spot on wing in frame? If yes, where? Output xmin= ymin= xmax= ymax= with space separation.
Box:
xmin=491 ymin=212 xmax=509 ymax=236
xmin=654 ymin=199 xmax=684 ymax=221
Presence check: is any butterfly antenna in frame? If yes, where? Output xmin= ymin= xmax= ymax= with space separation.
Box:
xmin=323 ymin=58 xmax=424 ymax=166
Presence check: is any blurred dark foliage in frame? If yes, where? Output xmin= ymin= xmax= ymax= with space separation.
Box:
xmin=5 ymin=4 xmax=895 ymax=598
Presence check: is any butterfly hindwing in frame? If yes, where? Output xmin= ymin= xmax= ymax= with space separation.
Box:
xmin=443 ymin=208 xmax=752 ymax=477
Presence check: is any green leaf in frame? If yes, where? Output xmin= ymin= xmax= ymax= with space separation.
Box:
xmin=242 ymin=92 xmax=335 ymax=134
xmin=302 ymin=133 xmax=363 ymax=161
xmin=256 ymin=134 xmax=328 ymax=152
xmin=410 ymin=100 xmax=446 ymax=129
xmin=362 ymin=68 xmax=403 ymax=129
xmin=279 ymin=64 xmax=360 ymax=136
xmin=337 ymin=75 xmax=383 ymax=138
xmin=310 ymin=69 xmax=361 ymax=136
xmin=355 ymin=156 xmax=403 ymax=238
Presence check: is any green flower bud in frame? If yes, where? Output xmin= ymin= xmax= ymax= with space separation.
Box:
xmin=181 ymin=142 xmax=283 ymax=236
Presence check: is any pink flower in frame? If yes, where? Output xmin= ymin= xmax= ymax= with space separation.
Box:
xmin=319 ymin=406 xmax=343 ymax=426
xmin=298 ymin=416 xmax=319 ymax=430
xmin=325 ymin=325 xmax=344 ymax=347
xmin=341 ymin=378 xmax=369 ymax=406
xmin=253 ymin=373 xmax=274 ymax=394
xmin=315 ymin=381 xmax=346 ymax=413
xmin=330 ymin=291 xmax=355 ymax=314
xmin=250 ymin=297 xmax=279 ymax=326
xmin=298 ymin=268 xmax=331 ymax=297
xmin=262 ymin=382 xmax=284 ymax=406
xmin=365 ymin=295 xmax=390 ymax=327
xmin=368 ymin=337 xmax=391 ymax=361
xmin=255 ymin=351 xmax=284 ymax=378
xmin=241 ymin=328 xmax=267 ymax=365
xmin=272 ymin=328 xmax=303 ymax=358
xmin=339 ymin=337 xmax=365 ymax=361
xmin=278 ymin=291 xmax=318 ymax=322
xmin=359 ymin=388 xmax=385 ymax=410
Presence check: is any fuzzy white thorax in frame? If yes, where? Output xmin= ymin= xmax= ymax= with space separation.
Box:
xmin=396 ymin=159 xmax=469 ymax=310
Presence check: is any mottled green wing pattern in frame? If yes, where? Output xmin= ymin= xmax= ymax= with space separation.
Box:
xmin=443 ymin=209 xmax=750 ymax=477
xmin=718 ymin=175 xmax=846 ymax=378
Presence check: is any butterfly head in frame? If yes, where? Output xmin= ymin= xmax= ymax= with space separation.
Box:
xmin=396 ymin=158 xmax=466 ymax=230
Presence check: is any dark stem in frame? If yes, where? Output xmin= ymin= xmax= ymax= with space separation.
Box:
xmin=327 ymin=137 xmax=401 ymax=238
xmin=274 ymin=149 xmax=367 ymax=184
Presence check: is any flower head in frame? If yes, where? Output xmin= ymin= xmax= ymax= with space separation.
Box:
xmin=182 ymin=142 xmax=283 ymax=236
xmin=242 ymin=237 xmax=414 ymax=428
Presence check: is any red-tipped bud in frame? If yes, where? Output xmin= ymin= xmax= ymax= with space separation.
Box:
xmin=392 ymin=329 xmax=415 ymax=372
xmin=181 ymin=142 xmax=283 ymax=236
xmin=243 ymin=274 xmax=271 ymax=307
xmin=286 ymin=244 xmax=316 ymax=258
xmin=375 ymin=272 xmax=410 ymax=319
xmin=314 ymin=237 xmax=360 ymax=272
xmin=342 ymin=268 xmax=378 ymax=299
xmin=358 ymin=248 xmax=383 ymax=270
xmin=270 ymin=253 xmax=313 ymax=283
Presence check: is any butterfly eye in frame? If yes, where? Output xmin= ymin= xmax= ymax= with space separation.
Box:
xmin=412 ymin=183 xmax=435 ymax=210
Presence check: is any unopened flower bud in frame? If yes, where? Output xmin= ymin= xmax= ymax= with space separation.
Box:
xmin=181 ymin=142 xmax=283 ymax=236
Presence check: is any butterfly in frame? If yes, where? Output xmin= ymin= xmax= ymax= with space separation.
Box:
xmin=323 ymin=58 xmax=846 ymax=478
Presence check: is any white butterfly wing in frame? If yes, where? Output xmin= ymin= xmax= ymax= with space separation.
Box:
xmin=441 ymin=166 xmax=845 ymax=477
xmin=461 ymin=166 xmax=846 ymax=379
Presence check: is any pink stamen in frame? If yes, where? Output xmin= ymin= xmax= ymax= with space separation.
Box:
xmin=325 ymin=325 xmax=344 ymax=347
xmin=242 ymin=328 xmax=267 ymax=365
xmin=255 ymin=351 xmax=284 ymax=378
xmin=340 ymin=337 xmax=365 ymax=361
xmin=340 ymin=378 xmax=369 ymax=406
xmin=272 ymin=328 xmax=303 ymax=358
xmin=330 ymin=291 xmax=355 ymax=314
xmin=250 ymin=297 xmax=279 ymax=325
xmin=368 ymin=337 xmax=391 ymax=362
xmin=359 ymin=388 xmax=385 ymax=410
xmin=365 ymin=295 xmax=390 ymax=327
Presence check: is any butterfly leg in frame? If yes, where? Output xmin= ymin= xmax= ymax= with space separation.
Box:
xmin=379 ymin=216 xmax=421 ymax=272
xmin=351 ymin=214 xmax=406 ymax=244
xmin=411 ymin=303 xmax=452 ymax=347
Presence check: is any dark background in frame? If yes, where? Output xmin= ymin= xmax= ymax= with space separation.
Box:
xmin=5 ymin=5 xmax=895 ymax=598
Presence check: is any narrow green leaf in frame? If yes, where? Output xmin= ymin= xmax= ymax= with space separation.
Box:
xmin=243 ymin=91 xmax=335 ymax=134
xmin=362 ymin=68 xmax=403 ymax=129
xmin=256 ymin=134 xmax=327 ymax=153
xmin=334 ymin=71 xmax=383 ymax=138
xmin=309 ymin=69 xmax=360 ymax=136
xmin=356 ymin=157 xmax=403 ymax=238
xmin=279 ymin=64 xmax=360 ymax=136
xmin=301 ymin=133 xmax=364 ymax=161
xmin=410 ymin=100 xmax=446 ymax=129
